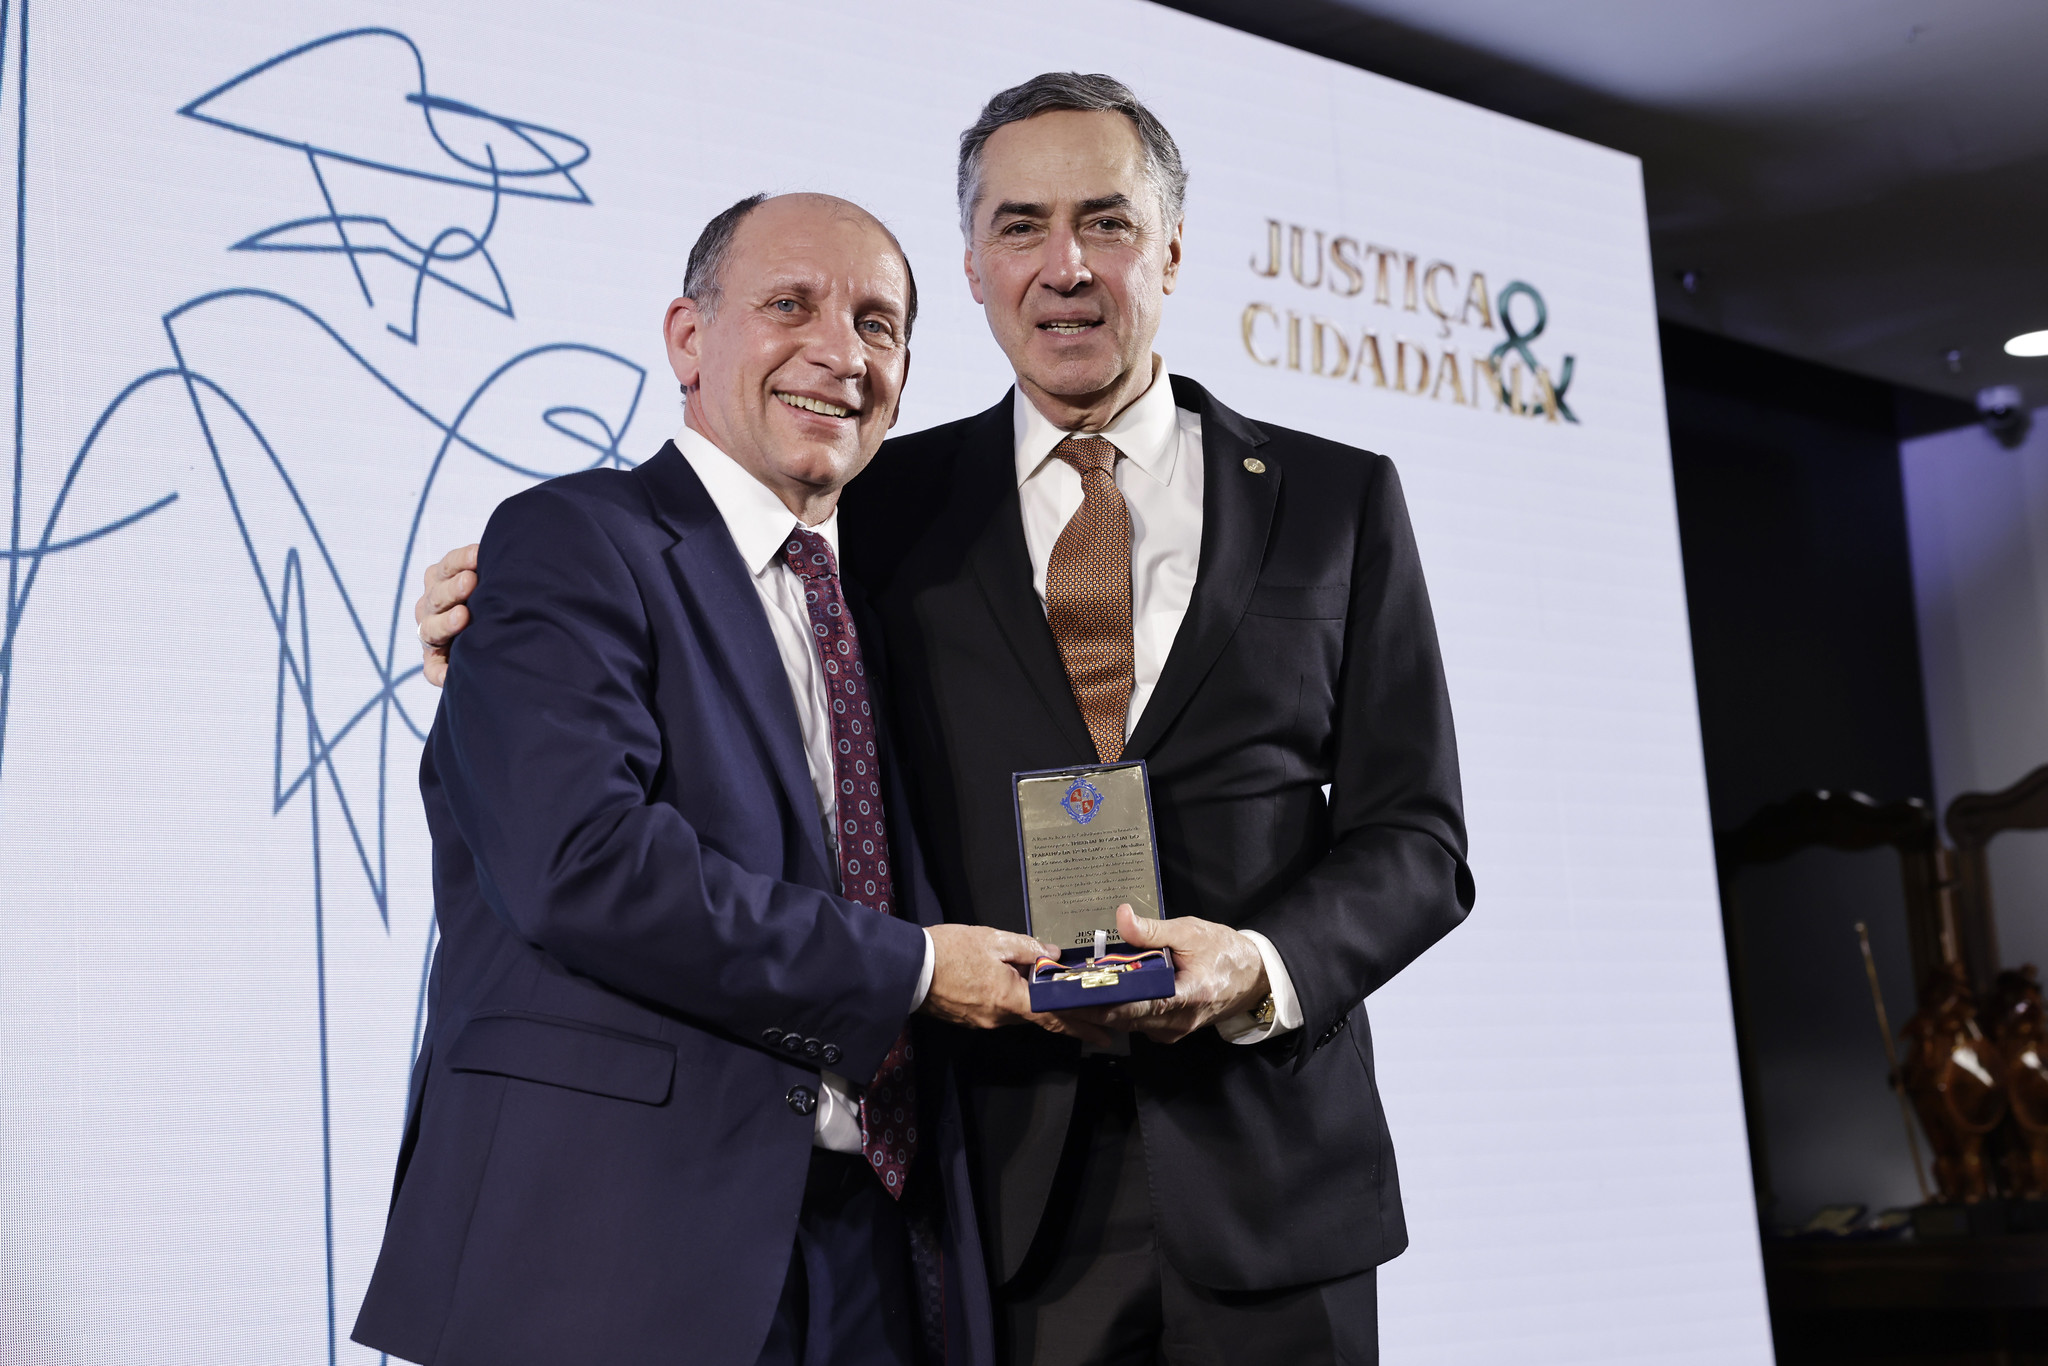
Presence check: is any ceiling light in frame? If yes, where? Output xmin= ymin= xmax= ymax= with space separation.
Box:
xmin=2007 ymin=330 xmax=2048 ymax=358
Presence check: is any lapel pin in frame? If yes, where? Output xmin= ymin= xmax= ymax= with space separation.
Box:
xmin=1242 ymin=457 xmax=1266 ymax=474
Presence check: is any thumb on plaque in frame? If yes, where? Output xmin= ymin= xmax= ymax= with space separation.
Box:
xmin=1117 ymin=903 xmax=1166 ymax=947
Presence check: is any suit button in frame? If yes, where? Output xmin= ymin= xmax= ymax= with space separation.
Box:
xmin=783 ymin=1034 xmax=806 ymax=1055
xmin=761 ymin=1028 xmax=786 ymax=1048
xmin=803 ymin=1037 xmax=823 ymax=1059
xmin=786 ymin=1086 xmax=817 ymax=1117
xmin=821 ymin=1044 xmax=842 ymax=1066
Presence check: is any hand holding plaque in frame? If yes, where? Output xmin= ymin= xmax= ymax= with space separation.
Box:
xmin=1060 ymin=903 xmax=1273 ymax=1044
xmin=1012 ymin=761 xmax=1176 ymax=1011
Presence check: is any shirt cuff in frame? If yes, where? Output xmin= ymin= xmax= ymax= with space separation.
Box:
xmin=814 ymin=1071 xmax=864 ymax=1152
xmin=820 ymin=930 xmax=933 ymax=1153
xmin=1216 ymin=929 xmax=1304 ymax=1044
xmin=911 ymin=928 xmax=936 ymax=1012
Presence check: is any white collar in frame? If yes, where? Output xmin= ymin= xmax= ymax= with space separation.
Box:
xmin=673 ymin=422 xmax=838 ymax=575
xmin=1012 ymin=357 xmax=1182 ymax=488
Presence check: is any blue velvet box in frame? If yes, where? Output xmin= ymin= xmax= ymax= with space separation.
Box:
xmin=1012 ymin=760 xmax=1175 ymax=1012
xmin=1028 ymin=948 xmax=1177 ymax=1012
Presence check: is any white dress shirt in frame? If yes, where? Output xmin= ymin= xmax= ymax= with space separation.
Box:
xmin=675 ymin=424 xmax=935 ymax=1151
xmin=1012 ymin=362 xmax=1302 ymax=1044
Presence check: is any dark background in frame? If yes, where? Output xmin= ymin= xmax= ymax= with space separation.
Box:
xmin=1144 ymin=1 xmax=2048 ymax=1358
xmin=1151 ymin=0 xmax=2005 ymax=1241
xmin=1664 ymin=322 xmax=1961 ymax=1230
xmin=1665 ymin=321 xmax=1951 ymax=834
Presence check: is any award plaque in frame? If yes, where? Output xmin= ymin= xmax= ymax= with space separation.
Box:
xmin=1012 ymin=761 xmax=1176 ymax=1011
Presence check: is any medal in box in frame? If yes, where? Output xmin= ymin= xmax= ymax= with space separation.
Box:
xmin=1011 ymin=761 xmax=1176 ymax=1011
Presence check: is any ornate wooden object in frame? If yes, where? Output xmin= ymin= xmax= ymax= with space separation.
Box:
xmin=1718 ymin=790 xmax=1956 ymax=990
xmin=1988 ymin=965 xmax=2048 ymax=1198
xmin=1899 ymin=962 xmax=2007 ymax=1202
xmin=1946 ymin=762 xmax=2048 ymax=996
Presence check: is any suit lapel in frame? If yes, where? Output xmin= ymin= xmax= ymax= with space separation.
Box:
xmin=1124 ymin=378 xmax=1277 ymax=759
xmin=958 ymin=395 xmax=1099 ymax=760
xmin=634 ymin=443 xmax=831 ymax=883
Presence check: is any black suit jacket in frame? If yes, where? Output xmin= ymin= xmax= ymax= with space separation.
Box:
xmin=840 ymin=375 xmax=1474 ymax=1292
xmin=353 ymin=445 xmax=993 ymax=1366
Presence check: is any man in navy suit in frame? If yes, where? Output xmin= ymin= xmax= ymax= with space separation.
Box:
xmin=351 ymin=192 xmax=1056 ymax=1366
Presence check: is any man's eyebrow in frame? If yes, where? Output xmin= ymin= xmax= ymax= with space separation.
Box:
xmin=1077 ymin=194 xmax=1134 ymax=215
xmin=988 ymin=193 xmax=1135 ymax=223
xmin=756 ymin=274 xmax=820 ymax=295
xmin=855 ymin=290 xmax=908 ymax=320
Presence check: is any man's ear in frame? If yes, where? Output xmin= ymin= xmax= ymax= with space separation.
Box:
xmin=963 ymin=242 xmax=987 ymax=306
xmin=1160 ymin=218 xmax=1185 ymax=297
xmin=665 ymin=296 xmax=704 ymax=390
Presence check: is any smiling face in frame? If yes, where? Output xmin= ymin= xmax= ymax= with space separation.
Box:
xmin=666 ymin=193 xmax=912 ymax=522
xmin=963 ymin=109 xmax=1182 ymax=430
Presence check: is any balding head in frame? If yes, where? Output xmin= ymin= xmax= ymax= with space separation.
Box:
xmin=684 ymin=192 xmax=919 ymax=341
xmin=664 ymin=191 xmax=919 ymax=526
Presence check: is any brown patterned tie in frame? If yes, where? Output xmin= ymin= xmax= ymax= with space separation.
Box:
xmin=1045 ymin=435 xmax=1135 ymax=763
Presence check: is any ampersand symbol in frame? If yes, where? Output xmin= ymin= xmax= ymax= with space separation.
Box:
xmin=1488 ymin=281 xmax=1578 ymax=423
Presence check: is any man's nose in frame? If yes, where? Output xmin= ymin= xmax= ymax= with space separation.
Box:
xmin=1040 ymin=223 xmax=1092 ymax=294
xmin=804 ymin=310 xmax=867 ymax=377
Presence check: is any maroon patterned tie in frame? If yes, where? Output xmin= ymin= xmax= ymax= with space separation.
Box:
xmin=781 ymin=527 xmax=917 ymax=1199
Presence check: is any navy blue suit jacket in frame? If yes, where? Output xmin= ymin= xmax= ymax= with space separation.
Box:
xmin=352 ymin=442 xmax=992 ymax=1366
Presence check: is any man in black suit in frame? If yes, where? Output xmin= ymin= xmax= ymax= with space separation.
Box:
xmin=418 ymin=74 xmax=1472 ymax=1366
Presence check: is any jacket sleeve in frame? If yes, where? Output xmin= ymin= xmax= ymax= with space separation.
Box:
xmin=1239 ymin=453 xmax=1475 ymax=1069
xmin=434 ymin=482 xmax=925 ymax=1082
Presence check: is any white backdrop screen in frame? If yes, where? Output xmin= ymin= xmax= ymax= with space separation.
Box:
xmin=0 ymin=1 xmax=1771 ymax=1362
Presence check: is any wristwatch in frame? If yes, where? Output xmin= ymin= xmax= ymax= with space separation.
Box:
xmin=1248 ymin=993 xmax=1277 ymax=1028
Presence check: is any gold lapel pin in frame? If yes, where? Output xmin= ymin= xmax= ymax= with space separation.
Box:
xmin=1243 ymin=457 xmax=1266 ymax=474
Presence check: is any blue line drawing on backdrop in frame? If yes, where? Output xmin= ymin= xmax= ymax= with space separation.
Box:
xmin=0 ymin=0 xmax=181 ymax=789
xmin=164 ymin=291 xmax=642 ymax=1364
xmin=179 ymin=28 xmax=594 ymax=343
xmin=2 ymin=15 xmax=645 ymax=1363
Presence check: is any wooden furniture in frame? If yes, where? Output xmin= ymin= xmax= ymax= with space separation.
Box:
xmin=1991 ymin=968 xmax=2048 ymax=1197
xmin=1766 ymin=1233 xmax=2048 ymax=1311
xmin=1716 ymin=790 xmax=1956 ymax=1209
xmin=1719 ymin=789 xmax=1956 ymax=988
xmin=1765 ymin=1236 xmax=2048 ymax=1365
xmin=1899 ymin=963 xmax=2006 ymax=1202
xmin=1729 ymin=778 xmax=2048 ymax=1360
xmin=1948 ymin=762 xmax=2048 ymax=996
xmin=1766 ymin=1236 xmax=2048 ymax=1365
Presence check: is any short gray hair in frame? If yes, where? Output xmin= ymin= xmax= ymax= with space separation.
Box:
xmin=682 ymin=192 xmax=769 ymax=317
xmin=956 ymin=73 xmax=1187 ymax=238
